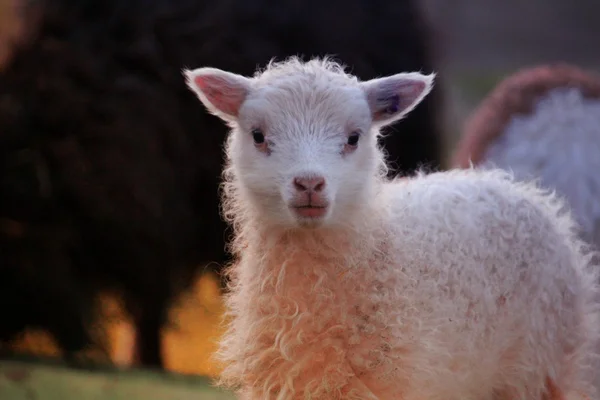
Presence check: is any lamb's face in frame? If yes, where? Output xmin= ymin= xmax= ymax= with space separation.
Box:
xmin=230 ymin=79 xmax=380 ymax=228
xmin=185 ymin=58 xmax=434 ymax=229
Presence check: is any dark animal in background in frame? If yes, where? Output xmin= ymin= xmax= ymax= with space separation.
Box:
xmin=0 ymin=0 xmax=444 ymax=368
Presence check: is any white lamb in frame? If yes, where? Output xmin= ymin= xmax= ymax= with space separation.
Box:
xmin=184 ymin=57 xmax=600 ymax=400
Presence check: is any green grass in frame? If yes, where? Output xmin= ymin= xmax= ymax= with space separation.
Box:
xmin=0 ymin=356 xmax=235 ymax=400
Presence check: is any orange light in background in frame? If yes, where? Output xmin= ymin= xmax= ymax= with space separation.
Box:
xmin=163 ymin=271 xmax=227 ymax=377
xmin=5 ymin=272 xmax=226 ymax=378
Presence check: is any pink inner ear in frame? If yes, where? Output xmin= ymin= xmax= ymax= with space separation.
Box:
xmin=370 ymin=79 xmax=428 ymax=121
xmin=194 ymin=74 xmax=247 ymax=117
xmin=397 ymin=80 xmax=426 ymax=105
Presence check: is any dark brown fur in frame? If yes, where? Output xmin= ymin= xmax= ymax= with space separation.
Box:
xmin=0 ymin=0 xmax=444 ymax=368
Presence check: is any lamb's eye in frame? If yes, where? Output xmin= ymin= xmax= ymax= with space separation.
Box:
xmin=252 ymin=128 xmax=265 ymax=144
xmin=347 ymin=132 xmax=360 ymax=146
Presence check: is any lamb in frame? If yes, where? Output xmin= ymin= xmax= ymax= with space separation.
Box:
xmin=185 ymin=57 xmax=600 ymax=399
xmin=0 ymin=0 xmax=443 ymax=368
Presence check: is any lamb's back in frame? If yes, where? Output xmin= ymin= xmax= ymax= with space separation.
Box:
xmin=376 ymin=168 xmax=596 ymax=397
xmin=385 ymin=168 xmax=583 ymax=282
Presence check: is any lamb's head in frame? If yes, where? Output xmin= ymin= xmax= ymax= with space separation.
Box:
xmin=184 ymin=57 xmax=434 ymax=229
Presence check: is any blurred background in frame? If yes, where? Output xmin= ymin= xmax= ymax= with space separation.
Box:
xmin=0 ymin=0 xmax=599 ymax=393
xmin=420 ymin=0 xmax=600 ymax=158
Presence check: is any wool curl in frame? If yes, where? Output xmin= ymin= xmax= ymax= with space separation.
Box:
xmin=212 ymin=59 xmax=600 ymax=400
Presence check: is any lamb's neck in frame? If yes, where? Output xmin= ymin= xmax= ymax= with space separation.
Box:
xmin=234 ymin=220 xmax=385 ymax=297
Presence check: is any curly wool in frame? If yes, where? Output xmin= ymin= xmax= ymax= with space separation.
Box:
xmin=219 ymin=168 xmax=600 ymax=400
xmin=212 ymin=60 xmax=600 ymax=400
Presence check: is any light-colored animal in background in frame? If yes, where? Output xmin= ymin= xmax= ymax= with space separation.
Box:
xmin=453 ymin=64 xmax=600 ymax=255
xmin=184 ymin=57 xmax=600 ymax=400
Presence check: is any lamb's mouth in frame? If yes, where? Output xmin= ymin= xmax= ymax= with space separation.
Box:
xmin=292 ymin=205 xmax=328 ymax=218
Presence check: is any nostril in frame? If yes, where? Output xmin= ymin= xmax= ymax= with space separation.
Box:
xmin=313 ymin=177 xmax=325 ymax=192
xmin=293 ymin=176 xmax=326 ymax=192
xmin=294 ymin=177 xmax=307 ymax=191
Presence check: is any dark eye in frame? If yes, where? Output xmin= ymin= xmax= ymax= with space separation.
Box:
xmin=252 ymin=128 xmax=265 ymax=144
xmin=347 ymin=132 xmax=360 ymax=146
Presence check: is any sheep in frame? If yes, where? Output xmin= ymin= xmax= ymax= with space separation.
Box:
xmin=0 ymin=0 xmax=444 ymax=368
xmin=452 ymin=64 xmax=600 ymax=252
xmin=184 ymin=57 xmax=600 ymax=400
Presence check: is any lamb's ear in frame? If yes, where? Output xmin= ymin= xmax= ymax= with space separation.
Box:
xmin=360 ymin=72 xmax=435 ymax=126
xmin=184 ymin=67 xmax=252 ymax=122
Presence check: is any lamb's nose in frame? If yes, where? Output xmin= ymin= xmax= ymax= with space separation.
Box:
xmin=293 ymin=176 xmax=326 ymax=193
